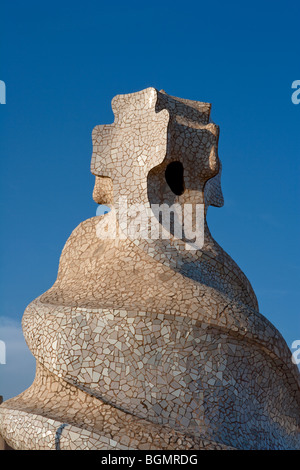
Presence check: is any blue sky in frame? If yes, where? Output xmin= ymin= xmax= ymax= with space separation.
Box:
xmin=0 ymin=0 xmax=299 ymax=399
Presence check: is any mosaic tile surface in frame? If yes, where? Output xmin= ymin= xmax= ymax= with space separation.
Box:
xmin=0 ymin=88 xmax=299 ymax=450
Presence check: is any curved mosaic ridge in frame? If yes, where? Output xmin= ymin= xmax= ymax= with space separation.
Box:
xmin=0 ymin=88 xmax=299 ymax=450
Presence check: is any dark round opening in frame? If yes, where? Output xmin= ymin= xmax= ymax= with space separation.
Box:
xmin=165 ymin=161 xmax=185 ymax=196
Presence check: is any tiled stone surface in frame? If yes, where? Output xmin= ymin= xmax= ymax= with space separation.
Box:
xmin=0 ymin=88 xmax=299 ymax=450
xmin=0 ymin=362 xmax=232 ymax=450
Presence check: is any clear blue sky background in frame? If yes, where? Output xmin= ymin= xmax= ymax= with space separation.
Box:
xmin=0 ymin=0 xmax=299 ymax=399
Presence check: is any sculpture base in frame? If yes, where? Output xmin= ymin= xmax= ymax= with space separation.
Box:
xmin=0 ymin=363 xmax=231 ymax=450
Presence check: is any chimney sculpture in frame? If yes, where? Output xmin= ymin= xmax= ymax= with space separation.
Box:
xmin=0 ymin=88 xmax=299 ymax=450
